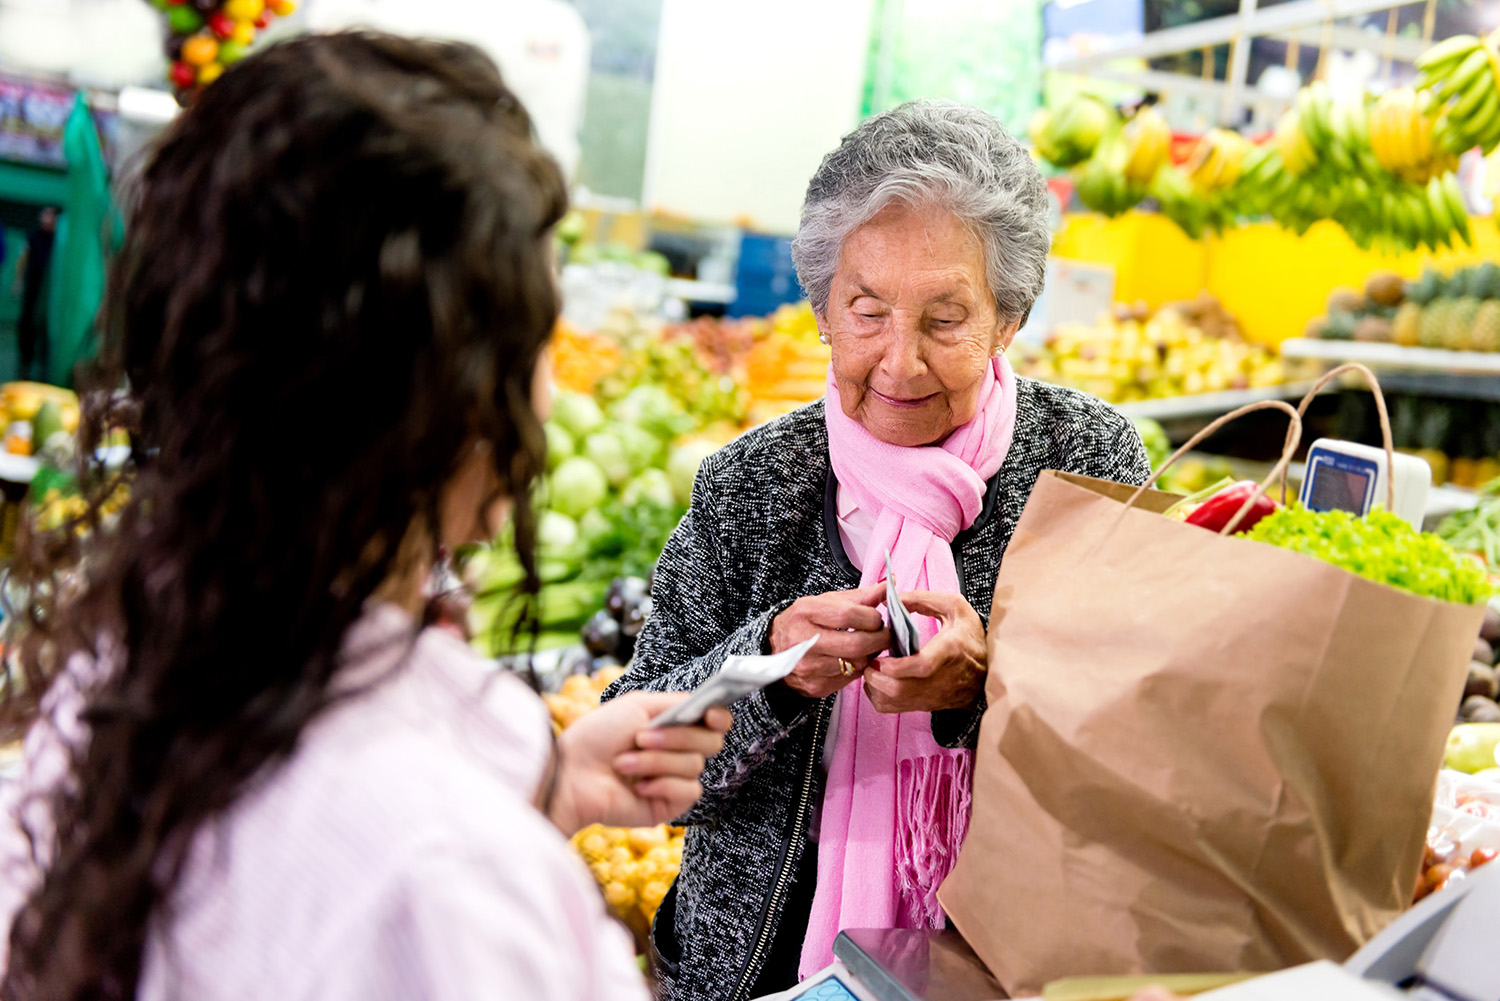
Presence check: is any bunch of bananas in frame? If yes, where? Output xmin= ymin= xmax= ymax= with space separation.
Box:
xmin=1122 ymin=106 xmax=1171 ymax=187
xmin=1291 ymin=84 xmax=1382 ymax=176
xmin=1370 ymin=87 xmax=1459 ymax=184
xmin=1029 ymin=94 xmax=1113 ymax=168
xmin=1074 ymin=134 xmax=1147 ymax=217
xmin=1148 ymin=165 xmax=1212 ymax=238
xmin=1185 ymin=128 xmax=1252 ymax=194
xmin=1415 ymin=32 xmax=1500 ymax=155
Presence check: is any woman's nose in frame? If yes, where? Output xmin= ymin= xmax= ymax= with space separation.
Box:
xmin=880 ymin=325 xmax=927 ymax=383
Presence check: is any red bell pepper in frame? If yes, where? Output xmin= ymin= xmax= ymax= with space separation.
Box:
xmin=1183 ymin=480 xmax=1279 ymax=534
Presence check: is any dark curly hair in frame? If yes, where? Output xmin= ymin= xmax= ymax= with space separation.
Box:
xmin=0 ymin=32 xmax=565 ymax=1000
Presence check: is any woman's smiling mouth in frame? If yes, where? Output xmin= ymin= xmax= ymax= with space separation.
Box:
xmin=869 ymin=388 xmax=938 ymax=410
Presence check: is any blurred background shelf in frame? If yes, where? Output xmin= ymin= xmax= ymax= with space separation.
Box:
xmin=1281 ymin=340 xmax=1500 ymax=378
xmin=1116 ymin=381 xmax=1322 ymax=422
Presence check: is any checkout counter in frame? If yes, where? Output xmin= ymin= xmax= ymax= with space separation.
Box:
xmin=759 ymin=860 xmax=1500 ymax=1001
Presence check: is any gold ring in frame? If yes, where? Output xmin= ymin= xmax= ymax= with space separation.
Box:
xmin=838 ymin=658 xmax=856 ymax=677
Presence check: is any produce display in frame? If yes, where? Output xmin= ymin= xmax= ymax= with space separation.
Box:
xmin=1413 ymin=32 xmax=1500 ymax=157
xmin=465 ymin=382 xmax=718 ymax=654
xmin=1030 ymin=30 xmax=1490 ymax=251
xmin=1354 ymin=395 xmax=1500 ymax=488
xmin=142 ymin=0 xmax=297 ymax=104
xmin=0 ymin=383 xmax=79 ymax=459
xmin=1305 ymin=264 xmax=1500 ymax=350
xmin=470 ymin=304 xmax=834 ymax=653
xmin=1012 ymin=295 xmax=1283 ymax=404
xmin=1438 ymin=482 xmax=1500 ymax=569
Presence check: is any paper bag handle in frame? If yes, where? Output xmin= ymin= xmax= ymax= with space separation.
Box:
xmin=1288 ymin=362 xmax=1396 ymax=512
xmin=1117 ymin=398 xmax=1304 ymax=537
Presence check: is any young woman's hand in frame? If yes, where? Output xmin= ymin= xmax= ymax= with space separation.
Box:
xmin=549 ymin=692 xmax=731 ymax=835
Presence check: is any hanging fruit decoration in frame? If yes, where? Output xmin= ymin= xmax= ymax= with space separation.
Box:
xmin=144 ymin=0 xmax=297 ymax=105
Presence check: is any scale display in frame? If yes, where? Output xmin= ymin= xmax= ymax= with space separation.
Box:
xmin=1296 ymin=438 xmax=1430 ymax=529
xmin=1305 ymin=454 xmax=1377 ymax=514
xmin=790 ymin=977 xmax=864 ymax=1001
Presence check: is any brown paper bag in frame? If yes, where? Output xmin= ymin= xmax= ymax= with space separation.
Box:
xmin=939 ymin=381 xmax=1485 ymax=996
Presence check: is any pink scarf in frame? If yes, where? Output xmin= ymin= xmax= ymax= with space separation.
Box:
xmin=799 ymin=354 xmax=1018 ymax=978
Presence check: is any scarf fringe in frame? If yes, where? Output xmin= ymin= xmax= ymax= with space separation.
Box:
xmin=895 ymin=750 xmax=974 ymax=929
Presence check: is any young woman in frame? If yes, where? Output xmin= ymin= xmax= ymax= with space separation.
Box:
xmin=0 ymin=33 xmax=727 ymax=1001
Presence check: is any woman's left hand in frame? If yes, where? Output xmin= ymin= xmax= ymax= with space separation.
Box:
xmin=550 ymin=692 xmax=732 ymax=836
xmin=861 ymin=591 xmax=987 ymax=714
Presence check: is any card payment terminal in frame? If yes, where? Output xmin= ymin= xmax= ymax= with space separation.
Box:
xmin=1298 ymin=438 xmax=1430 ymax=529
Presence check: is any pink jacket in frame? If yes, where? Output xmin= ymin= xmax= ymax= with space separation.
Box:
xmin=0 ymin=603 xmax=648 ymax=1001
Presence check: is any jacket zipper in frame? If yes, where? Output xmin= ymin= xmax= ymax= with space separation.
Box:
xmin=728 ymin=699 xmax=831 ymax=1001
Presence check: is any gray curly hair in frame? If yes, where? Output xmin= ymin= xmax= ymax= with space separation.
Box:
xmin=791 ymin=100 xmax=1051 ymax=327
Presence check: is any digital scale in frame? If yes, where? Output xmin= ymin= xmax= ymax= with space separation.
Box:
xmin=753 ymin=928 xmax=1003 ymax=1001
xmin=760 ymin=861 xmax=1500 ymax=1000
xmin=1298 ymin=438 xmax=1431 ymax=529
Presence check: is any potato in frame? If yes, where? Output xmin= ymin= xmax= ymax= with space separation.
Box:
xmin=1460 ymin=695 xmax=1500 ymax=724
xmin=1466 ymin=662 xmax=1500 ymax=702
xmin=1482 ymin=607 xmax=1500 ymax=646
xmin=1474 ymin=637 xmax=1495 ymax=666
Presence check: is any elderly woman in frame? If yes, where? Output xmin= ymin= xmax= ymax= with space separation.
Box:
xmin=606 ymin=100 xmax=1150 ymax=1001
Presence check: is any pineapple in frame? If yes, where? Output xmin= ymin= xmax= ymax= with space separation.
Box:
xmin=1419 ymin=301 xmax=1450 ymax=348
xmin=1393 ymin=302 xmax=1422 ymax=347
xmin=1364 ymin=271 xmax=1406 ymax=307
xmin=1353 ymin=316 xmax=1393 ymax=342
xmin=1472 ymin=300 xmax=1500 ymax=352
xmin=1326 ymin=288 xmax=1366 ymax=315
xmin=1445 ymin=297 xmax=1482 ymax=351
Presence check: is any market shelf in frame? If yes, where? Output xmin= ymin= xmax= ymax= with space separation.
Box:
xmin=664 ymin=278 xmax=736 ymax=304
xmin=1280 ymin=339 xmax=1500 ymax=377
xmin=1115 ymin=381 xmax=1322 ymax=422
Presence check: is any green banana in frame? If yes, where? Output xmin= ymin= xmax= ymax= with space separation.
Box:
xmin=1449 ymin=70 xmax=1495 ymax=120
xmin=1468 ymin=87 xmax=1500 ymax=143
xmin=1460 ymin=87 xmax=1500 ymax=147
xmin=1448 ymin=47 xmax=1492 ymax=97
xmin=1442 ymin=173 xmax=1474 ymax=244
xmin=1417 ymin=34 xmax=1482 ymax=73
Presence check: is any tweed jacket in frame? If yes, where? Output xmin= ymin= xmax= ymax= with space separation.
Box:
xmin=604 ymin=378 xmax=1151 ymax=1001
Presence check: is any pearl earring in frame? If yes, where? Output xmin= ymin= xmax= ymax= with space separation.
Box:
xmin=818 ymin=331 xmax=831 ymax=345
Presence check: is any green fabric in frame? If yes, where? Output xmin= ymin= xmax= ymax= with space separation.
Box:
xmin=860 ymin=0 xmax=1044 ymax=137
xmin=0 ymin=161 xmax=68 ymax=207
xmin=47 ymin=95 xmax=113 ymax=387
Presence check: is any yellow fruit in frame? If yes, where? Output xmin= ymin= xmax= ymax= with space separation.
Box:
xmin=1446 ymin=723 xmax=1500 ymax=773
xmin=225 ymin=0 xmax=265 ymax=21
xmin=604 ymin=881 xmax=637 ymax=911
xmin=231 ymin=21 xmax=256 ymax=45
xmin=270 ymin=0 xmax=296 ymax=14
xmin=640 ymin=880 xmax=671 ymax=912
xmin=1122 ymin=107 xmax=1170 ymax=187
xmin=197 ymin=61 xmax=224 ymax=86
xmin=627 ymin=825 xmax=670 ymax=854
xmin=576 ymin=831 xmax=609 ymax=861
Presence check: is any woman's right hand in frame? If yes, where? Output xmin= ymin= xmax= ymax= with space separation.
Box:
xmin=768 ymin=584 xmax=890 ymax=699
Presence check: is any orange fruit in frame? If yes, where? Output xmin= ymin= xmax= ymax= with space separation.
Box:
xmin=181 ymin=35 xmax=219 ymax=67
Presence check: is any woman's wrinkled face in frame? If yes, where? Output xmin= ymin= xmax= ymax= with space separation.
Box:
xmin=825 ymin=203 xmax=1016 ymax=447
